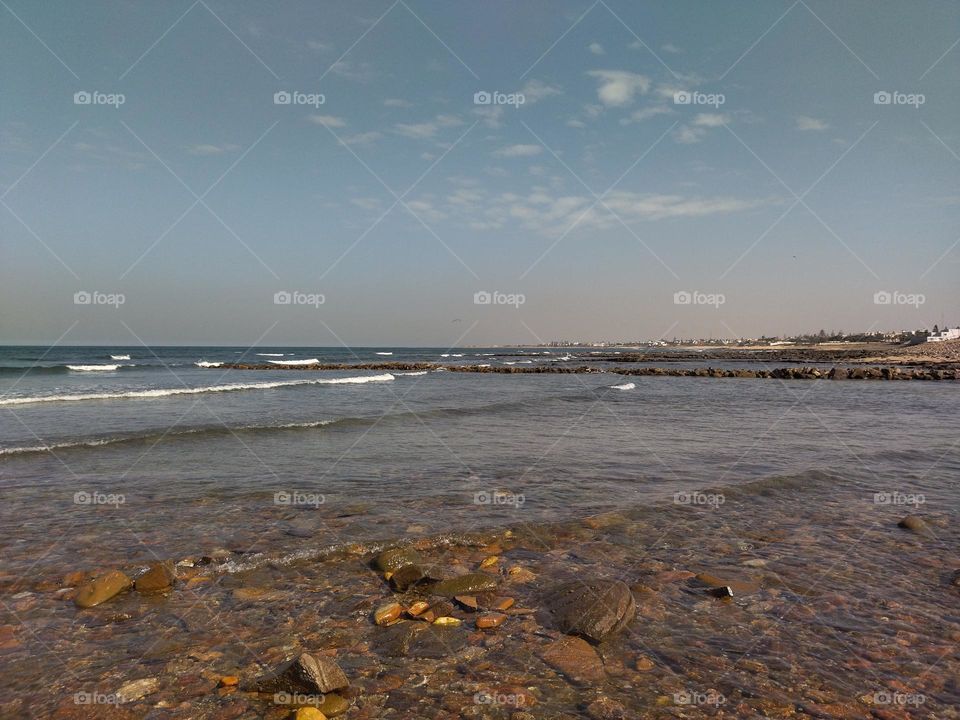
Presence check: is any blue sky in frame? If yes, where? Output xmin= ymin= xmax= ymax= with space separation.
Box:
xmin=1 ymin=0 xmax=958 ymax=345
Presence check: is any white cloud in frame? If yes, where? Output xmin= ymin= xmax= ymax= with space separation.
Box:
xmin=187 ymin=143 xmax=239 ymax=156
xmin=473 ymin=105 xmax=504 ymax=128
xmin=621 ymin=105 xmax=673 ymax=125
xmin=343 ymin=131 xmax=383 ymax=145
xmin=521 ymin=79 xmax=563 ymax=103
xmin=661 ymin=43 xmax=682 ymax=54
xmin=589 ymin=42 xmax=605 ymax=55
xmin=797 ymin=115 xmax=829 ymax=131
xmin=586 ymin=70 xmax=651 ymax=107
xmin=494 ymin=144 xmax=543 ymax=157
xmin=673 ymin=125 xmax=706 ymax=144
xmin=692 ymin=113 xmax=729 ymax=127
xmin=384 ymin=98 xmax=412 ymax=107
xmin=307 ymin=40 xmax=331 ymax=52
xmin=394 ymin=114 xmax=463 ymax=139
xmin=309 ymin=115 xmax=348 ymax=128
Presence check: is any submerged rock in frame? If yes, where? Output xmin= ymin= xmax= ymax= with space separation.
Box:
xmin=374 ymin=602 xmax=403 ymax=626
xmin=115 ymin=677 xmax=160 ymax=703
xmin=246 ymin=653 xmax=348 ymax=695
xmin=134 ymin=560 xmax=175 ymax=593
xmin=428 ymin=573 xmax=498 ymax=596
xmin=540 ymin=636 xmax=605 ymax=683
xmin=388 ymin=564 xmax=425 ymax=592
xmin=74 ymin=570 xmax=132 ymax=608
xmin=898 ymin=515 xmax=930 ymax=534
xmin=547 ymin=579 xmax=635 ymax=642
xmin=373 ymin=547 xmax=421 ymax=573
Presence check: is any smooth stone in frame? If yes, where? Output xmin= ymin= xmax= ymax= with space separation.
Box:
xmin=246 ymin=653 xmax=348 ymax=694
xmin=376 ymin=622 xmax=466 ymax=658
xmin=582 ymin=512 xmax=628 ymax=529
xmin=295 ymin=708 xmax=327 ymax=720
xmin=374 ymin=602 xmax=403 ymax=625
xmin=388 ymin=564 xmax=425 ymax=593
xmin=547 ymin=579 xmax=635 ymax=643
xmin=898 ymin=515 xmax=930 ymax=534
xmin=317 ymin=693 xmax=350 ymax=717
xmin=116 ymin=677 xmax=160 ymax=703
xmin=476 ymin=612 xmax=507 ymax=629
xmin=428 ymin=573 xmax=498 ymax=596
xmin=135 ymin=560 xmax=176 ymax=593
xmin=373 ymin=547 xmax=422 ymax=573
xmin=694 ymin=572 xmax=759 ymax=594
xmin=540 ymin=636 xmax=605 ymax=683
xmin=74 ymin=571 xmax=132 ymax=608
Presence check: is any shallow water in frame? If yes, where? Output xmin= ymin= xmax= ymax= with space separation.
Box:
xmin=0 ymin=346 xmax=958 ymax=717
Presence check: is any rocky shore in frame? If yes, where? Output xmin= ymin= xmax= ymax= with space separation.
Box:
xmin=2 ymin=473 xmax=958 ymax=718
xmin=207 ymin=362 xmax=960 ymax=381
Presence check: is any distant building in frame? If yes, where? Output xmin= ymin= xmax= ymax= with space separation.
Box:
xmin=927 ymin=327 xmax=960 ymax=342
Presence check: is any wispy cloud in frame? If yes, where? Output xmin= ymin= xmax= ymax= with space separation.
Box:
xmin=187 ymin=143 xmax=240 ymax=156
xmin=797 ymin=115 xmax=829 ymax=131
xmin=394 ymin=114 xmax=463 ymax=139
xmin=586 ymin=70 xmax=651 ymax=107
xmin=309 ymin=115 xmax=348 ymax=128
xmin=494 ymin=144 xmax=543 ymax=157
xmin=589 ymin=42 xmax=605 ymax=55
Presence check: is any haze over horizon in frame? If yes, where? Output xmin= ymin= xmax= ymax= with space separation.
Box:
xmin=2 ymin=1 xmax=958 ymax=346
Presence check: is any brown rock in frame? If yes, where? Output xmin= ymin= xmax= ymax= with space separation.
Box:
xmin=74 ymin=571 xmax=132 ymax=608
xmin=388 ymin=564 xmax=425 ymax=593
xmin=547 ymin=579 xmax=635 ymax=642
xmin=585 ymin=696 xmax=628 ymax=719
xmin=134 ymin=561 xmax=175 ymax=593
xmin=374 ymin=602 xmax=403 ymax=626
xmin=898 ymin=515 xmax=930 ymax=534
xmin=540 ymin=636 xmax=605 ymax=684
xmin=476 ymin=612 xmax=507 ymax=629
xmin=246 ymin=653 xmax=348 ymax=694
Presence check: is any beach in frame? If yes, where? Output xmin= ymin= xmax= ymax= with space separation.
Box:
xmin=1 ymin=345 xmax=958 ymax=718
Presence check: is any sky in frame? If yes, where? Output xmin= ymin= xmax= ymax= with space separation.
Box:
xmin=1 ymin=0 xmax=958 ymax=346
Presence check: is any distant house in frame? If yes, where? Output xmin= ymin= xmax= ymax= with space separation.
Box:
xmin=927 ymin=327 xmax=960 ymax=342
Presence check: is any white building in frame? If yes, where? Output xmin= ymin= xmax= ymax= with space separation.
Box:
xmin=927 ymin=327 xmax=960 ymax=342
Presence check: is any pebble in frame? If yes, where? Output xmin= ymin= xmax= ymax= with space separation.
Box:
xmin=295 ymin=708 xmax=327 ymax=720
xmin=374 ymin=602 xmax=403 ymax=626
xmin=74 ymin=570 xmax=132 ymax=608
xmin=134 ymin=560 xmax=176 ymax=593
xmin=115 ymin=677 xmax=160 ymax=702
xmin=476 ymin=612 xmax=507 ymax=629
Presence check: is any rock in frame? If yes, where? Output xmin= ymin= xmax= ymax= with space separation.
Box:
xmin=547 ymin=579 xmax=635 ymax=643
xmin=246 ymin=653 xmax=348 ymax=695
xmin=585 ymin=696 xmax=628 ymax=719
xmin=950 ymin=569 xmax=960 ymax=587
xmin=374 ymin=602 xmax=403 ymax=626
xmin=373 ymin=547 xmax=421 ymax=573
xmin=134 ymin=561 xmax=176 ymax=593
xmin=635 ymin=656 xmax=655 ymax=671
xmin=218 ymin=676 xmax=239 ymax=687
xmin=479 ymin=555 xmax=499 ymax=569
xmin=317 ymin=693 xmax=349 ymax=717
xmin=432 ymin=616 xmax=461 ymax=626
xmin=476 ymin=612 xmax=507 ymax=629
xmin=74 ymin=570 xmax=132 ymax=608
xmin=428 ymin=573 xmax=498 ymax=596
xmin=693 ymin=572 xmax=759 ymax=594
xmin=388 ymin=564 xmax=425 ymax=592
xmin=898 ymin=515 xmax=930 ymax=534
xmin=376 ymin=622 xmax=467 ymax=658
xmin=407 ymin=600 xmax=431 ymax=616
xmin=540 ymin=636 xmax=605 ymax=683
xmin=295 ymin=708 xmax=327 ymax=720
xmin=583 ymin=512 xmax=628 ymax=529
xmin=454 ymin=595 xmax=478 ymax=611
xmin=115 ymin=677 xmax=160 ymax=703
xmin=507 ymin=566 xmax=537 ymax=583
xmin=709 ymin=586 xmax=734 ymax=598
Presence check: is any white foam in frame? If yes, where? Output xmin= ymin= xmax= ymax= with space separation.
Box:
xmin=256 ymin=353 xmax=285 ymax=357
xmin=268 ymin=358 xmax=319 ymax=366
xmin=611 ymin=382 xmax=635 ymax=390
xmin=503 ymin=360 xmax=532 ymax=365
xmin=375 ymin=352 xmax=393 ymax=356
xmin=110 ymin=354 xmax=131 ymax=360
xmin=195 ymin=361 xmax=223 ymax=368
xmin=0 ymin=374 xmax=394 ymax=406
xmin=477 ymin=364 xmax=491 ymax=368
xmin=394 ymin=370 xmax=428 ymax=376
xmin=67 ymin=364 xmax=120 ymax=372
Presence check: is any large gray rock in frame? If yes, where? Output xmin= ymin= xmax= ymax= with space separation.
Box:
xmin=246 ymin=652 xmax=348 ymax=694
xmin=547 ymin=579 xmax=635 ymax=643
